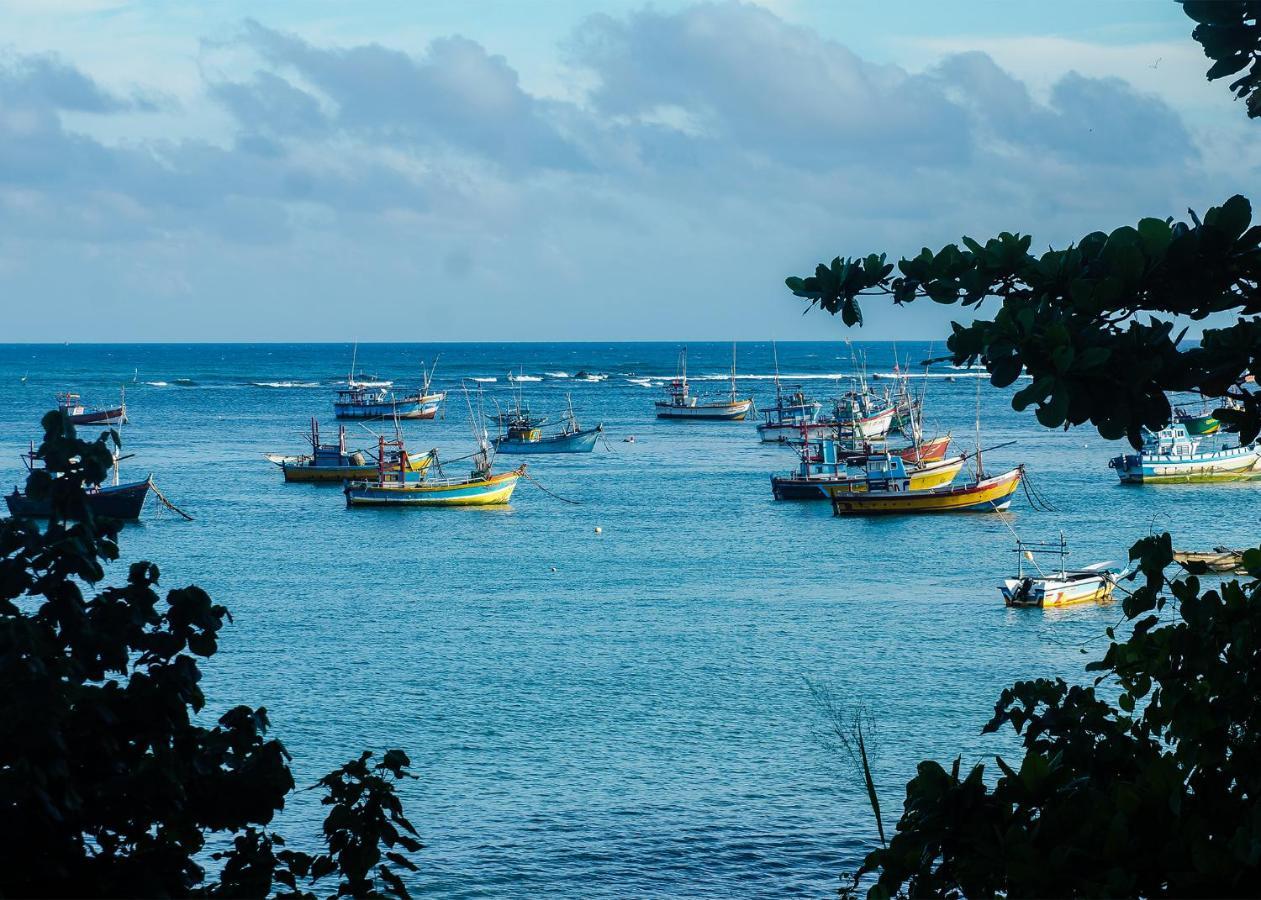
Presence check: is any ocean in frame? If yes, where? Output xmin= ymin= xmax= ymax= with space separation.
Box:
xmin=0 ymin=342 xmax=1251 ymax=897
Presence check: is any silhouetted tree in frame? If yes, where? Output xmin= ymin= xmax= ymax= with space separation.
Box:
xmin=0 ymin=412 xmax=421 ymax=898
xmin=786 ymin=3 xmax=1261 ymax=896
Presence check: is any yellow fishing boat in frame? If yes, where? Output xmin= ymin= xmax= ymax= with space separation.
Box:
xmin=829 ymin=465 xmax=1024 ymax=515
xmin=268 ymin=419 xmax=433 ymax=483
xmin=825 ymin=453 xmax=966 ymax=495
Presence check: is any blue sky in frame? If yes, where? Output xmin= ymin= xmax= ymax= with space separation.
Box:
xmin=1 ymin=0 xmax=1254 ymax=341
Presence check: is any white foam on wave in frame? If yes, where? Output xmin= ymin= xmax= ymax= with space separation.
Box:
xmin=470 ymin=376 xmax=497 ymax=383
xmin=253 ymin=381 xmax=322 ymax=388
xmin=508 ymin=374 xmax=543 ymax=382
xmin=144 ymin=381 xmax=168 ymax=387
xmin=544 ymin=371 xmax=571 ymax=378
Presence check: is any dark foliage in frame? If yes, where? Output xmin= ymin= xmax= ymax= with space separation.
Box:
xmin=845 ymin=539 xmax=1261 ymax=899
xmin=0 ymin=412 xmax=421 ymax=898
xmin=785 ymin=196 xmax=1261 ymax=449
xmin=788 ymin=6 xmax=1261 ymax=897
xmin=1183 ymin=0 xmax=1261 ymax=118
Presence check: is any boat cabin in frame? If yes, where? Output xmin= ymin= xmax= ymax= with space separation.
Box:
xmin=1141 ymin=424 xmax=1201 ymax=458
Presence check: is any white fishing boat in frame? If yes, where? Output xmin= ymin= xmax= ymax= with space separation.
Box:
xmin=1109 ymin=424 xmax=1261 ymax=483
xmin=655 ymin=345 xmax=753 ymax=421
xmin=1001 ymin=535 xmax=1121 ymax=609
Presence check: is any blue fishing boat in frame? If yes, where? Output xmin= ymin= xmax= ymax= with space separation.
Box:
xmin=1109 ymin=424 xmax=1261 ymax=483
xmin=772 ymin=436 xmax=964 ymax=500
xmin=494 ymin=396 xmax=602 ymax=454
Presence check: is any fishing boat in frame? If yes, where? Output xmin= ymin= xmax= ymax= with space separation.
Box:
xmin=772 ymin=444 xmax=966 ymax=500
xmin=655 ymin=346 xmax=754 ymax=421
xmin=494 ymin=395 xmax=602 ymax=454
xmin=826 ymin=389 xmax=895 ymax=439
xmin=828 ymin=401 xmax=1022 ymax=514
xmin=1175 ymin=410 xmax=1221 ymax=435
xmin=1108 ymin=424 xmax=1261 ymax=483
xmin=1173 ymin=547 xmax=1248 ymax=574
xmin=334 ymin=352 xmax=445 ymax=420
xmin=267 ymin=419 xmax=433 ymax=483
xmin=5 ymin=442 xmax=150 ymax=520
xmin=756 ymin=342 xmax=823 ymax=443
xmin=829 ymin=464 xmax=1024 ymax=514
xmin=344 ymin=435 xmax=523 ymax=507
xmin=756 ymin=389 xmax=822 ymax=442
xmin=57 ymin=390 xmax=127 ymax=426
xmin=1001 ymin=535 xmax=1120 ymax=608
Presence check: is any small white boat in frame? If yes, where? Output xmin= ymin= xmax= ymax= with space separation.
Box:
xmin=1001 ymin=535 xmax=1121 ymax=609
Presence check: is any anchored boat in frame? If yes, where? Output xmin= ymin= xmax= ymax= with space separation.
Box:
xmin=1173 ymin=547 xmax=1249 ymax=574
xmin=344 ymin=435 xmax=523 ymax=507
xmin=1109 ymin=424 xmax=1261 ymax=483
xmin=5 ymin=441 xmax=150 ymax=520
xmin=655 ymin=345 xmax=753 ymax=421
xmin=756 ymin=342 xmax=823 ymax=442
xmin=829 ymin=465 xmax=1024 ymax=514
xmin=268 ymin=419 xmax=433 ymax=483
xmin=772 ymin=437 xmax=962 ymax=500
xmin=494 ymin=395 xmax=602 ymax=454
xmin=57 ymin=390 xmax=127 ymax=426
xmin=334 ymin=352 xmax=445 ymax=420
xmin=1001 ymin=535 xmax=1120 ymax=608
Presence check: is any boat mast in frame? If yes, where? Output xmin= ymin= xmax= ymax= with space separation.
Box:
xmin=730 ymin=341 xmax=738 ymax=403
xmin=348 ymin=342 xmax=358 ymax=386
xmin=974 ymin=378 xmax=984 ymax=480
xmin=772 ymin=339 xmax=781 ymax=408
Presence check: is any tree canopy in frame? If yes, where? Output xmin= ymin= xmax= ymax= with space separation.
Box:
xmin=786 ymin=2 xmax=1261 ymax=448
xmin=788 ymin=3 xmax=1261 ymax=897
xmin=0 ymin=412 xmax=421 ymax=898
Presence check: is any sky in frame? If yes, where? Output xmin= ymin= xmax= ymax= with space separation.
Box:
xmin=0 ymin=0 xmax=1256 ymax=342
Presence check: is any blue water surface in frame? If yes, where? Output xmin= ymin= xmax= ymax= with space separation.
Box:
xmin=0 ymin=342 xmax=1253 ymax=898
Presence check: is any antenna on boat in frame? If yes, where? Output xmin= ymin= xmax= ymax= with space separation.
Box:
xmin=348 ymin=341 xmax=358 ymax=386
xmin=730 ymin=341 xmax=738 ymax=403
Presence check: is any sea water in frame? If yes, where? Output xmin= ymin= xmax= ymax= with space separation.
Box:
xmin=0 ymin=342 xmax=1252 ymax=897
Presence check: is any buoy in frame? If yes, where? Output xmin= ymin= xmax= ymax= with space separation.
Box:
xmin=550 ymin=566 xmax=557 ymax=573
xmin=594 ymin=526 xmax=602 ymax=534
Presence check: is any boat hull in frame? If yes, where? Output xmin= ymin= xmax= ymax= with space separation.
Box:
xmin=1111 ymin=444 xmax=1261 ymax=483
xmin=344 ymin=469 xmax=522 ymax=507
xmin=829 ymin=467 xmax=1023 ymax=515
xmin=68 ymin=406 xmax=127 ymax=426
xmin=494 ymin=426 xmax=601 ymax=454
xmin=5 ymin=478 xmax=151 ymax=520
xmin=1002 ymin=575 xmax=1115 ymax=608
xmin=656 ymin=399 xmax=753 ymax=421
xmin=334 ymin=400 xmax=440 ymax=420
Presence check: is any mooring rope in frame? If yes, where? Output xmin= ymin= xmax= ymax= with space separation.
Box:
xmin=1020 ymin=469 xmax=1058 ymax=512
xmin=522 ymin=471 xmax=582 ymax=505
xmin=150 ymin=481 xmax=193 ymax=521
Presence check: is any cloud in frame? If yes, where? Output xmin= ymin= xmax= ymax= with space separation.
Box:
xmin=0 ymin=51 xmax=153 ymax=112
xmin=930 ymin=52 xmax=1196 ymax=166
xmin=209 ymin=20 xmax=588 ymax=172
xmin=0 ymin=3 xmax=1230 ymax=341
xmin=569 ymin=3 xmax=972 ymax=168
